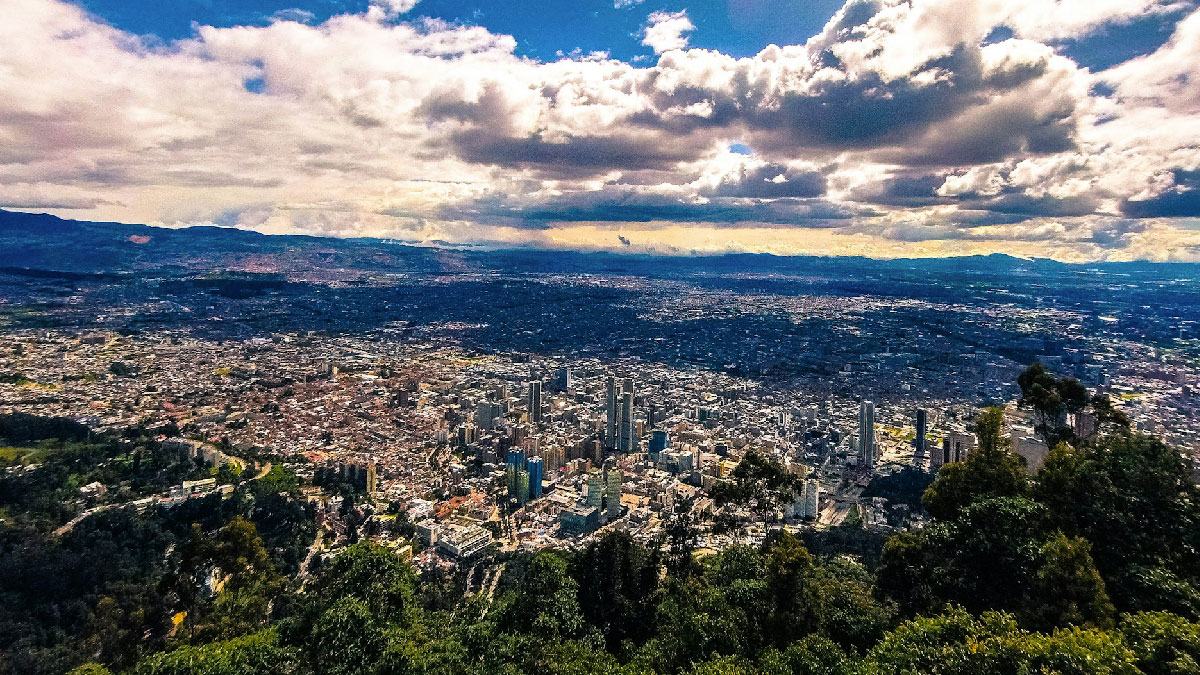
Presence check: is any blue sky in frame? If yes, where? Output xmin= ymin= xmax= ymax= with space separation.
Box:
xmin=71 ymin=0 xmax=1189 ymax=69
xmin=4 ymin=0 xmax=1200 ymax=260
xmin=75 ymin=0 xmax=847 ymax=60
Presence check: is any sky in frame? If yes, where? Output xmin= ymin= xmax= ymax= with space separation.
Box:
xmin=2 ymin=0 xmax=1200 ymax=260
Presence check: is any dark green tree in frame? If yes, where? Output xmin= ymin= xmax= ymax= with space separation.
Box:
xmin=922 ymin=430 xmax=1029 ymax=520
xmin=1018 ymin=361 xmax=1089 ymax=447
xmin=1026 ymin=532 xmax=1115 ymax=631
xmin=764 ymin=534 xmax=823 ymax=648
xmin=496 ymin=551 xmax=596 ymax=642
xmin=571 ymin=530 xmax=662 ymax=651
xmin=1033 ymin=434 xmax=1200 ymax=617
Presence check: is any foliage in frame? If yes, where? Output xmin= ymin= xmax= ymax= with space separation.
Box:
xmin=921 ymin=441 xmax=1029 ymax=520
xmin=1018 ymin=361 xmax=1090 ymax=446
xmin=710 ymin=451 xmax=803 ymax=519
xmin=1033 ymin=433 xmax=1200 ymax=617
xmin=131 ymin=629 xmax=300 ymax=675
xmin=864 ymin=607 xmax=1139 ymax=675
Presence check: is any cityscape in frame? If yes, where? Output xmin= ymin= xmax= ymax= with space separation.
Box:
xmin=3 ymin=0 xmax=1200 ymax=672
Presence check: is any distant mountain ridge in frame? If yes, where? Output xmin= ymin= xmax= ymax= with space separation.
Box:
xmin=1 ymin=209 xmax=1195 ymax=278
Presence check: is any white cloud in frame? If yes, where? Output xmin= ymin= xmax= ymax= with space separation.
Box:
xmin=614 ymin=0 xmax=645 ymax=8
xmin=369 ymin=0 xmax=422 ymax=19
xmin=642 ymin=10 xmax=695 ymax=54
xmin=0 ymin=0 xmax=1196 ymax=260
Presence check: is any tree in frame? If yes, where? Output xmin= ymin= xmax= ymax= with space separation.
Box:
xmin=865 ymin=607 xmax=1138 ymax=675
xmin=132 ymin=629 xmax=299 ymax=675
xmin=304 ymin=542 xmax=417 ymax=624
xmin=759 ymin=635 xmax=854 ymax=675
xmin=814 ymin=557 xmax=895 ymax=652
xmin=571 ymin=530 xmax=662 ymax=651
xmin=1018 ymin=362 xmax=1089 ymax=447
xmin=974 ymin=406 xmax=1009 ymax=454
xmin=710 ymin=451 xmax=803 ymax=522
xmin=172 ymin=517 xmax=286 ymax=642
xmin=1033 ymin=434 xmax=1200 ymax=617
xmin=874 ymin=531 xmax=943 ymax=618
xmin=304 ymin=597 xmax=387 ymax=675
xmin=496 ymin=551 xmax=596 ymax=643
xmin=1120 ymin=611 xmax=1200 ymax=675
xmin=922 ymin=433 xmax=1029 ymax=520
xmin=67 ymin=665 xmax=112 ymax=675
xmin=764 ymin=534 xmax=823 ymax=648
xmin=1026 ymin=532 xmax=1115 ymax=631
xmin=664 ymin=495 xmax=701 ymax=578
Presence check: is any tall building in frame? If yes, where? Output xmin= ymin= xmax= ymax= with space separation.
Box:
xmin=605 ymin=468 xmax=622 ymax=518
xmin=553 ymin=367 xmax=571 ymax=392
xmin=585 ymin=466 xmax=623 ymax=518
xmin=475 ymin=401 xmax=502 ymax=429
xmin=527 ymin=380 xmax=543 ymax=426
xmin=648 ymin=430 xmax=669 ymax=460
xmin=802 ymin=479 xmax=820 ymax=519
xmin=605 ymin=375 xmax=618 ymax=449
xmin=859 ymin=401 xmax=876 ymax=467
xmin=586 ymin=473 xmax=605 ymax=508
xmin=914 ymin=408 xmax=928 ymax=459
xmin=526 ymin=457 xmax=544 ymax=499
xmin=506 ymin=449 xmax=525 ymax=471
xmin=542 ymin=445 xmax=565 ymax=473
xmin=507 ymin=465 xmax=530 ymax=505
xmin=618 ymin=391 xmax=635 ymax=452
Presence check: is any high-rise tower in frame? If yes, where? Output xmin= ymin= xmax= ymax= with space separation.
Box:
xmin=605 ymin=375 xmax=618 ymax=449
xmin=527 ymin=380 xmax=542 ymax=426
xmin=859 ymin=400 xmax=876 ymax=467
xmin=914 ymin=408 xmax=928 ymax=459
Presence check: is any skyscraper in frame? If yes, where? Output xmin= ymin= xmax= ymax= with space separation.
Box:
xmin=526 ymin=457 xmax=543 ymax=499
xmin=618 ymin=391 xmax=636 ymax=452
xmin=553 ymin=367 xmax=571 ymax=392
xmin=914 ymin=408 xmax=928 ymax=459
xmin=587 ymin=473 xmax=604 ymax=508
xmin=605 ymin=468 xmax=622 ymax=518
xmin=507 ymin=449 xmax=525 ymax=470
xmin=527 ymin=380 xmax=542 ymax=426
xmin=859 ymin=400 xmax=876 ymax=467
xmin=612 ymin=377 xmax=635 ymax=452
xmin=649 ymin=430 xmax=668 ymax=460
xmin=507 ymin=465 xmax=529 ymax=505
xmin=605 ymin=375 xmax=617 ymax=449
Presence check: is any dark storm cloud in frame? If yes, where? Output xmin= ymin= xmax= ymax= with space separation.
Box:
xmin=444 ymin=129 xmax=707 ymax=176
xmin=848 ymin=173 xmax=947 ymax=207
xmin=1121 ymin=169 xmax=1200 ymax=217
xmin=705 ymin=163 xmax=827 ymax=198
xmin=961 ymin=192 xmax=1100 ymax=217
xmin=440 ymin=189 xmax=869 ymax=228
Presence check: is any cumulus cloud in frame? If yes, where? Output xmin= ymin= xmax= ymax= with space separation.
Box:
xmin=370 ymin=0 xmax=422 ymax=19
xmin=0 ymin=0 xmax=1197 ymax=260
xmin=642 ymin=10 xmax=695 ymax=54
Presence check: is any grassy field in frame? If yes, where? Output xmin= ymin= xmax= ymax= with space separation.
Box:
xmin=0 ymin=446 xmax=53 ymax=464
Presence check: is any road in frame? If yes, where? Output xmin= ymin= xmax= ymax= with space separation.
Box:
xmin=53 ymin=448 xmax=271 ymax=537
xmin=296 ymin=529 xmax=326 ymax=592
